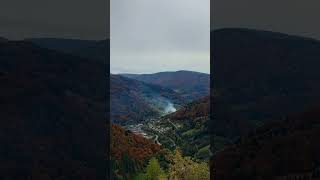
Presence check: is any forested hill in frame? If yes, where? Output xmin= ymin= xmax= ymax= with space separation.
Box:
xmin=0 ymin=39 xmax=107 ymax=179
xmin=212 ymin=107 xmax=320 ymax=179
xmin=212 ymin=28 xmax=320 ymax=139
xmin=122 ymin=70 xmax=209 ymax=101
xmin=110 ymin=74 xmax=185 ymax=125
xmin=26 ymin=38 xmax=109 ymax=63
xmin=161 ymin=96 xmax=211 ymax=160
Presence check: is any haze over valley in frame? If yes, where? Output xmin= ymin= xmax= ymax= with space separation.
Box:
xmin=110 ymin=69 xmax=211 ymax=179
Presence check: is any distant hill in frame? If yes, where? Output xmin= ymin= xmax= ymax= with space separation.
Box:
xmin=110 ymin=74 xmax=186 ymax=125
xmin=26 ymin=38 xmax=98 ymax=52
xmin=0 ymin=37 xmax=7 ymax=42
xmin=26 ymin=38 xmax=109 ymax=63
xmin=122 ymin=70 xmax=210 ymax=101
xmin=0 ymin=39 xmax=107 ymax=179
xmin=212 ymin=28 xmax=320 ymax=139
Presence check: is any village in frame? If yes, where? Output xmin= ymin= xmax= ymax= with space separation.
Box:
xmin=125 ymin=118 xmax=178 ymax=147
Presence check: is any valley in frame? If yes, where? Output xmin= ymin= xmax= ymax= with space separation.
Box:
xmin=0 ymin=36 xmax=210 ymax=179
xmin=15 ymin=37 xmax=210 ymax=179
xmin=122 ymin=96 xmax=211 ymax=159
xmin=125 ymin=118 xmax=175 ymax=147
xmin=110 ymin=72 xmax=210 ymax=179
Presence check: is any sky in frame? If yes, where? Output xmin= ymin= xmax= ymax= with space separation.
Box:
xmin=110 ymin=0 xmax=210 ymax=74
xmin=211 ymin=0 xmax=320 ymax=40
xmin=0 ymin=0 xmax=109 ymax=40
xmin=1 ymin=0 xmax=320 ymax=68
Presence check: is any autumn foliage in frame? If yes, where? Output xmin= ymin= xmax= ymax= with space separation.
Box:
xmin=169 ymin=96 xmax=209 ymax=120
xmin=111 ymin=124 xmax=161 ymax=163
xmin=212 ymin=107 xmax=320 ymax=179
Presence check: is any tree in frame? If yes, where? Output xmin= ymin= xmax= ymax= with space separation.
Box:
xmin=185 ymin=160 xmax=209 ymax=180
xmin=133 ymin=173 xmax=147 ymax=180
xmin=169 ymin=149 xmax=209 ymax=180
xmin=169 ymin=149 xmax=186 ymax=179
xmin=145 ymin=157 xmax=167 ymax=180
xmin=121 ymin=153 xmax=137 ymax=174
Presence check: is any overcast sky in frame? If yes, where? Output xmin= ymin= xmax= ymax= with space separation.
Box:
xmin=110 ymin=0 xmax=210 ymax=74
xmin=212 ymin=0 xmax=320 ymax=40
xmin=2 ymin=0 xmax=320 ymax=69
xmin=0 ymin=0 xmax=108 ymax=40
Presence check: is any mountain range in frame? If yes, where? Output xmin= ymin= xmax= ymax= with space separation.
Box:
xmin=0 ymin=35 xmax=213 ymax=179
xmin=4 ymin=27 xmax=320 ymax=179
xmin=122 ymin=70 xmax=209 ymax=101
xmin=111 ymin=70 xmax=210 ymax=125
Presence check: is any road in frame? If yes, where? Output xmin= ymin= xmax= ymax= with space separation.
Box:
xmin=154 ymin=135 xmax=161 ymax=145
xmin=167 ymin=119 xmax=178 ymax=129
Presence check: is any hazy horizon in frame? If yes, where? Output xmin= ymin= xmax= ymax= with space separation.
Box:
xmin=111 ymin=69 xmax=210 ymax=75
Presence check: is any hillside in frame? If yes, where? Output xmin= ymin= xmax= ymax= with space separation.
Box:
xmin=0 ymin=39 xmax=107 ymax=179
xmin=212 ymin=28 xmax=320 ymax=140
xmin=122 ymin=70 xmax=210 ymax=101
xmin=75 ymin=40 xmax=108 ymax=63
xmin=111 ymin=124 xmax=163 ymax=179
xmin=143 ymin=97 xmax=211 ymax=161
xmin=112 ymin=96 xmax=211 ymax=179
xmin=169 ymin=96 xmax=209 ymax=120
xmin=168 ymin=97 xmax=210 ymax=160
xmin=110 ymin=74 xmax=185 ymax=125
xmin=111 ymin=124 xmax=161 ymax=162
xmin=212 ymin=107 xmax=320 ymax=179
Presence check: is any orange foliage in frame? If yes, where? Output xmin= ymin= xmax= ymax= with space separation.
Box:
xmin=111 ymin=124 xmax=161 ymax=164
xmin=170 ymin=96 xmax=209 ymax=120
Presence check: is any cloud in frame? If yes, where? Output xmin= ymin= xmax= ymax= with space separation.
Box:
xmin=111 ymin=0 xmax=210 ymax=74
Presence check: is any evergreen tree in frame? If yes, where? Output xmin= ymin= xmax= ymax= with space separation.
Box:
xmin=121 ymin=153 xmax=136 ymax=174
xmin=145 ymin=157 xmax=167 ymax=180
